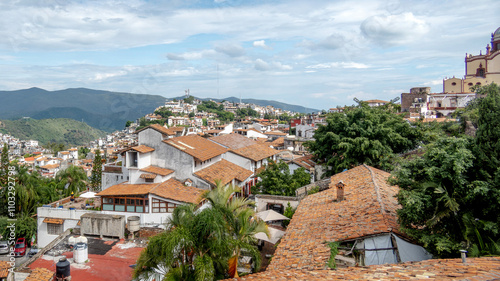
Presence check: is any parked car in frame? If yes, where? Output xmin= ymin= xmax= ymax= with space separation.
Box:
xmin=28 ymin=247 xmax=40 ymax=258
xmin=14 ymin=238 xmax=27 ymax=257
xmin=0 ymin=241 xmax=9 ymax=255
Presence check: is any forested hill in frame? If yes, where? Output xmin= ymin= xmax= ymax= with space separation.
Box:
xmin=0 ymin=118 xmax=106 ymax=146
xmin=0 ymin=87 xmax=166 ymax=132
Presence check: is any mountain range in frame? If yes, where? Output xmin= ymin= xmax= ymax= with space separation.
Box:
xmin=0 ymin=87 xmax=320 ymax=132
xmin=0 ymin=118 xmax=106 ymax=146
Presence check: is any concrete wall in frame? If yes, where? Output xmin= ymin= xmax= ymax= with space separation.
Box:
xmin=138 ymin=128 xmax=164 ymax=149
xmin=225 ymin=152 xmax=252 ymax=172
xmin=152 ymin=143 xmax=194 ymax=181
xmin=254 ymin=194 xmax=300 ymax=213
xmin=80 ymin=213 xmax=125 ymax=238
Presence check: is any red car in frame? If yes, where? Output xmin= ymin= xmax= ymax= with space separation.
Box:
xmin=14 ymin=238 xmax=27 ymax=257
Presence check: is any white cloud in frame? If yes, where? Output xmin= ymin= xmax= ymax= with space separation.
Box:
xmin=306 ymin=62 xmax=370 ymax=69
xmin=254 ymin=59 xmax=292 ymax=71
xmin=215 ymin=44 xmax=245 ymax=57
xmin=253 ymin=40 xmax=271 ymax=49
xmin=360 ymin=12 xmax=429 ymax=46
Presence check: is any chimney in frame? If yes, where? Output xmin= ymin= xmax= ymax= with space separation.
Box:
xmin=336 ymin=180 xmax=345 ymax=201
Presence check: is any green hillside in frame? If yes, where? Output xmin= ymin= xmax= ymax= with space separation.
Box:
xmin=0 ymin=118 xmax=107 ymax=146
xmin=0 ymin=87 xmax=166 ymax=132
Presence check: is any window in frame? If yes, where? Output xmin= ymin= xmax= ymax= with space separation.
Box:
xmin=476 ymin=82 xmax=481 ymax=85
xmin=478 ymin=68 xmax=485 ymax=77
xmin=451 ymin=82 xmax=457 ymax=86
xmin=152 ymin=198 xmax=176 ymax=213
xmin=130 ymin=152 xmax=138 ymax=167
xmin=145 ymin=178 xmax=154 ymax=183
xmin=468 ymin=82 xmax=473 ymax=86
xmin=47 ymin=223 xmax=63 ymax=235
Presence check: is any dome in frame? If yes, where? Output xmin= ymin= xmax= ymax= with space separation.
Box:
xmin=493 ymin=27 xmax=500 ymax=40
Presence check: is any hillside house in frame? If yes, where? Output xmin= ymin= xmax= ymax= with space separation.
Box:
xmin=268 ymin=165 xmax=432 ymax=271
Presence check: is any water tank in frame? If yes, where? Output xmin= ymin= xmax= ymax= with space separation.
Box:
xmin=68 ymin=236 xmax=76 ymax=246
xmin=127 ymin=216 xmax=140 ymax=232
xmin=75 ymin=235 xmax=88 ymax=244
xmin=74 ymin=242 xmax=88 ymax=264
xmin=56 ymin=257 xmax=70 ymax=279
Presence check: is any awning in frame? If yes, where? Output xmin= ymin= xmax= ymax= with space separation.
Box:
xmin=43 ymin=217 xmax=64 ymax=224
xmin=254 ymin=227 xmax=285 ymax=244
xmin=257 ymin=210 xmax=290 ymax=222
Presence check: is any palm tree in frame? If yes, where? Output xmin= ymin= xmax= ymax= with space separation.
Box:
xmin=133 ymin=182 xmax=269 ymax=280
xmin=56 ymin=165 xmax=88 ymax=197
xmin=202 ymin=182 xmax=269 ymax=278
xmin=134 ymin=203 xmax=232 ymax=280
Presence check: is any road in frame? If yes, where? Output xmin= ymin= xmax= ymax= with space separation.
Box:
xmin=0 ymin=247 xmax=31 ymax=267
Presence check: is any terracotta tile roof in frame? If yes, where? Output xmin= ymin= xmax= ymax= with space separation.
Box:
xmin=231 ymin=143 xmax=280 ymax=162
xmin=163 ymin=134 xmax=227 ymax=162
xmin=96 ymin=179 xmax=205 ymax=204
xmin=25 ymin=157 xmax=35 ymax=161
xmin=68 ymin=148 xmax=78 ymax=151
xmin=152 ymin=178 xmax=206 ymax=204
xmin=40 ymin=164 xmax=60 ymax=170
xmin=170 ymin=126 xmax=185 ymax=132
xmin=0 ymin=261 xmax=10 ymax=278
xmin=60 ymin=151 xmax=70 ymax=155
xmin=223 ymin=257 xmax=500 ymax=280
xmin=365 ymin=99 xmax=390 ymax=103
xmin=25 ymin=267 xmax=55 ymax=281
xmin=130 ymin=145 xmax=155 ymax=153
xmin=268 ymin=165 xmax=401 ymax=272
xmin=136 ymin=124 xmax=176 ymax=136
xmin=140 ymin=165 xmax=174 ymax=176
xmin=43 ymin=218 xmax=64 ymax=224
xmin=290 ymin=154 xmax=316 ymax=170
xmin=194 ymin=159 xmax=253 ymax=186
xmin=103 ymin=166 xmax=122 ymax=173
xmin=269 ymin=137 xmax=285 ymax=147
xmin=265 ymin=131 xmax=287 ymax=136
xmin=140 ymin=173 xmax=157 ymax=179
xmin=210 ymin=133 xmax=257 ymax=149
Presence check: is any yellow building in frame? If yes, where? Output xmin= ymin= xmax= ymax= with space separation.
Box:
xmin=443 ymin=27 xmax=500 ymax=93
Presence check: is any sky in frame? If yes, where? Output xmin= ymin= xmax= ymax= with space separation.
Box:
xmin=0 ymin=0 xmax=498 ymax=111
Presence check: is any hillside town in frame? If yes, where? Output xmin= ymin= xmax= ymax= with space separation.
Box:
xmin=1 ymin=19 xmax=500 ymax=281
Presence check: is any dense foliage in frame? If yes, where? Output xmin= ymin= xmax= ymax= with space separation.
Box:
xmin=133 ymin=184 xmax=268 ymax=280
xmin=0 ymin=146 xmax=88 ymax=242
xmin=197 ymin=101 xmax=234 ymax=122
xmin=253 ymin=160 xmax=311 ymax=196
xmin=306 ymin=101 xmax=422 ymax=175
xmin=390 ymin=84 xmax=500 ymax=258
xmin=90 ymin=149 xmax=102 ymax=191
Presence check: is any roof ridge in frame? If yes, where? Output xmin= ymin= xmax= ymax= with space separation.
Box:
xmin=363 ymin=164 xmax=386 ymax=214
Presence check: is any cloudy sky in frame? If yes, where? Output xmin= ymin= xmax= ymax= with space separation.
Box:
xmin=0 ymin=0 xmax=498 ymax=110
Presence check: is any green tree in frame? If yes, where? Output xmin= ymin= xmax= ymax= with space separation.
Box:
xmin=189 ymin=111 xmax=195 ymax=118
xmin=254 ymin=160 xmax=311 ymax=196
xmin=125 ymin=120 xmax=133 ymax=127
xmin=306 ymin=101 xmax=421 ymax=175
xmin=390 ymin=137 xmax=483 ymax=257
xmin=0 ymin=143 xmax=9 ymax=187
xmin=78 ymin=147 xmax=90 ymax=159
xmin=134 ymin=184 xmax=268 ymax=280
xmin=184 ymin=96 xmax=195 ymax=104
xmin=56 ymin=165 xmax=88 ymax=197
xmin=90 ymin=149 xmax=102 ymax=191
xmin=282 ymin=202 xmax=295 ymax=228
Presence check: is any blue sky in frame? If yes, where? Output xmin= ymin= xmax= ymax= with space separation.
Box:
xmin=0 ymin=0 xmax=498 ymax=110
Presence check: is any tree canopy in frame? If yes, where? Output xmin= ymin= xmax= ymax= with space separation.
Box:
xmin=133 ymin=184 xmax=268 ymax=280
xmin=306 ymin=101 xmax=422 ymax=175
xmin=390 ymin=83 xmax=500 ymax=258
xmin=253 ymin=160 xmax=311 ymax=196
